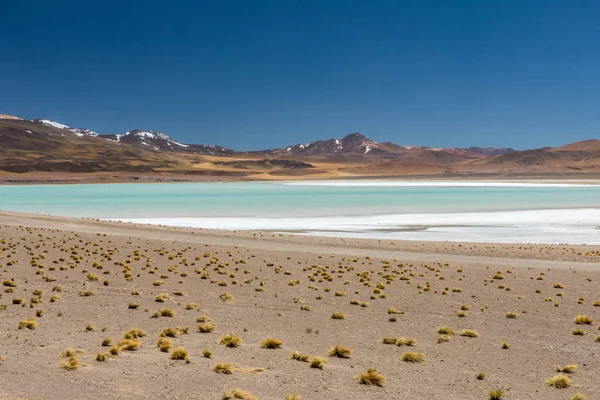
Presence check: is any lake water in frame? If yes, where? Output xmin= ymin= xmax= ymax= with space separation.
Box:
xmin=1 ymin=181 xmax=599 ymax=244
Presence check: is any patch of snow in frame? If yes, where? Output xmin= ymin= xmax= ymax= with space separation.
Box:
xmin=364 ymin=146 xmax=371 ymax=154
xmin=39 ymin=119 xmax=70 ymax=130
xmin=25 ymin=130 xmax=32 ymax=134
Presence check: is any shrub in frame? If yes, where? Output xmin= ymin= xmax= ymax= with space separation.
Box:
xmin=459 ymin=329 xmax=479 ymax=337
xmin=331 ymin=313 xmax=346 ymax=319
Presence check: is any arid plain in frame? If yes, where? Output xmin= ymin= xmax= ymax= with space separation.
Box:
xmin=0 ymin=213 xmax=599 ymax=399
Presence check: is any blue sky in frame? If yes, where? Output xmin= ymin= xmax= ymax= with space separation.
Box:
xmin=1 ymin=0 xmax=598 ymax=150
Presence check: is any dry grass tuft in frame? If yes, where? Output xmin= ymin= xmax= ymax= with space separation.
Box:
xmin=198 ymin=323 xmax=215 ymax=333
xmin=309 ymin=356 xmax=327 ymax=369
xmin=60 ymin=348 xmax=84 ymax=357
xmin=18 ymin=317 xmax=37 ymax=330
xmin=459 ymin=329 xmax=479 ymax=338
xmin=489 ymin=389 xmax=504 ymax=399
xmin=555 ymin=364 xmax=577 ymax=373
xmin=157 ymin=338 xmax=173 ymax=352
xmin=327 ymin=344 xmax=352 ymax=358
xmin=96 ymin=352 xmax=111 ymax=362
xmin=219 ymin=334 xmax=243 ymax=348
xmin=574 ymin=315 xmax=594 ymax=325
xmin=123 ymin=328 xmax=147 ymax=339
xmin=570 ymin=393 xmax=587 ymax=400
xmin=220 ymin=292 xmax=235 ymax=302
xmin=545 ymin=374 xmax=572 ymax=388
xmin=331 ymin=312 xmax=346 ymax=320
xmin=401 ymin=352 xmax=425 ymax=363
xmin=355 ymin=368 xmax=385 ymax=386
xmin=214 ymin=362 xmax=235 ymax=374
xmin=260 ymin=337 xmax=284 ymax=349
xmin=437 ymin=326 xmax=455 ymax=335
xmin=291 ymin=351 xmax=311 ymax=362
xmin=284 ymin=394 xmax=302 ymax=400
xmin=59 ymin=356 xmax=83 ymax=370
xmin=170 ymin=347 xmax=190 ymax=362
xmin=117 ymin=339 xmax=141 ymax=351
xmin=222 ymin=388 xmax=257 ymax=400
xmin=396 ymin=337 xmax=416 ymax=346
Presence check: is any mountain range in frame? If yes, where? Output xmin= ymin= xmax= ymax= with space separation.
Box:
xmin=0 ymin=113 xmax=598 ymax=181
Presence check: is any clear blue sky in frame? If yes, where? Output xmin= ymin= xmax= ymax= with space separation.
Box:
xmin=1 ymin=0 xmax=598 ymax=150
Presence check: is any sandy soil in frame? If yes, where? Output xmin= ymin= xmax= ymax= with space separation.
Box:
xmin=1 ymin=212 xmax=600 ymax=399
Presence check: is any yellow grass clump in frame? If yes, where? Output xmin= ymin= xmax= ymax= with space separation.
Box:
xmin=555 ymin=364 xmax=577 ymax=373
xmin=198 ymin=323 xmax=215 ymax=333
xmin=170 ymin=347 xmax=190 ymax=362
xmin=401 ymin=352 xmax=425 ymax=363
xmin=157 ymin=338 xmax=173 ymax=352
xmin=222 ymin=388 xmax=257 ymax=400
xmin=309 ymin=356 xmax=327 ymax=369
xmin=18 ymin=318 xmax=37 ymax=330
xmin=328 ymin=344 xmax=352 ymax=358
xmin=574 ymin=315 xmax=593 ymax=325
xmin=355 ymin=368 xmax=385 ymax=386
xmin=545 ymin=374 xmax=572 ymax=388
xmin=123 ymin=328 xmax=147 ymax=339
xmin=260 ymin=337 xmax=283 ymax=349
xmin=459 ymin=329 xmax=479 ymax=337
xmin=214 ymin=362 xmax=235 ymax=374
xmin=219 ymin=334 xmax=243 ymax=348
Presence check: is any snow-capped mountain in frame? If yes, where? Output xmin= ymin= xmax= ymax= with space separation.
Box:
xmin=267 ymin=132 xmax=492 ymax=160
xmin=30 ymin=119 xmax=98 ymax=137
xmin=98 ymin=130 xmax=235 ymax=155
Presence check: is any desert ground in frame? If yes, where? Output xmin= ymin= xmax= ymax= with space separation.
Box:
xmin=1 ymin=212 xmax=599 ymax=399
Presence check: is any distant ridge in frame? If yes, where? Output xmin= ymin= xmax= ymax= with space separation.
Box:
xmin=0 ymin=112 xmax=598 ymax=177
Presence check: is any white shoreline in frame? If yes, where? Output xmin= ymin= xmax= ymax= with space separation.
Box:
xmin=116 ymin=208 xmax=600 ymax=245
xmin=281 ymin=180 xmax=599 ymax=187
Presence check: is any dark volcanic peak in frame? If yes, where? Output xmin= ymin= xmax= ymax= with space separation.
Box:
xmin=272 ymin=132 xmax=379 ymax=156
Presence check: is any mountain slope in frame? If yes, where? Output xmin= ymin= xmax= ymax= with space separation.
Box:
xmin=0 ymin=119 xmax=183 ymax=173
xmin=99 ymin=130 xmax=235 ymax=155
